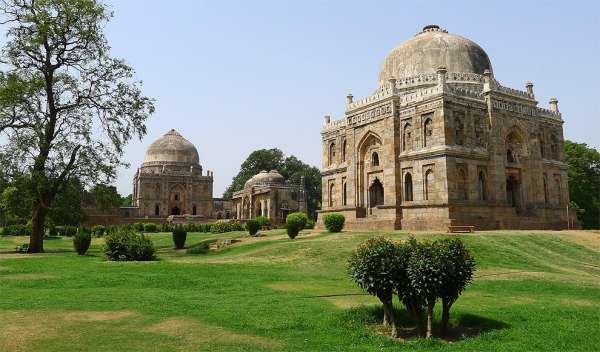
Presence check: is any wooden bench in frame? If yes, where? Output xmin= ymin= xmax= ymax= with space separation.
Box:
xmin=447 ymin=225 xmax=476 ymax=233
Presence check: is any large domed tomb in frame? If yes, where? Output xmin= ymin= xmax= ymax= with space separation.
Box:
xmin=132 ymin=129 xmax=214 ymax=219
xmin=318 ymin=25 xmax=572 ymax=231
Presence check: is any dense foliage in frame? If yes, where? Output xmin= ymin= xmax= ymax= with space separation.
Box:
xmin=73 ymin=229 xmax=91 ymax=255
xmin=255 ymin=216 xmax=271 ymax=228
xmin=104 ymin=228 xmax=155 ymax=261
xmin=172 ymin=226 xmax=187 ymax=249
xmin=323 ymin=213 xmax=345 ymax=233
xmin=143 ymin=223 xmax=158 ymax=233
xmin=348 ymin=236 xmax=475 ymax=338
xmin=246 ymin=219 xmax=260 ymax=236
xmin=92 ymin=225 xmax=106 ymax=237
xmin=564 ymin=140 xmax=600 ymax=229
xmin=223 ymin=149 xmax=321 ymax=218
xmin=285 ymin=212 xmax=308 ymax=239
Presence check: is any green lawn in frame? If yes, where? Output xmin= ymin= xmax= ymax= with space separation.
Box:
xmin=1 ymin=230 xmax=599 ymax=351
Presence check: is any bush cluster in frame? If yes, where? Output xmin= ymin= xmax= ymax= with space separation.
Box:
xmin=73 ymin=229 xmax=92 ymax=255
xmin=103 ymin=228 xmax=156 ymax=261
xmin=246 ymin=219 xmax=260 ymax=236
xmin=255 ymin=216 xmax=271 ymax=228
xmin=57 ymin=225 xmax=77 ymax=237
xmin=133 ymin=222 xmax=144 ymax=232
xmin=47 ymin=225 xmax=58 ymax=237
xmin=143 ymin=223 xmax=158 ymax=233
xmin=304 ymin=218 xmax=316 ymax=230
xmin=347 ymin=237 xmax=475 ymax=338
xmin=92 ymin=225 xmax=105 ymax=237
xmin=172 ymin=225 xmax=187 ymax=249
xmin=323 ymin=213 xmax=345 ymax=233
xmin=0 ymin=224 xmax=32 ymax=236
xmin=285 ymin=212 xmax=308 ymax=239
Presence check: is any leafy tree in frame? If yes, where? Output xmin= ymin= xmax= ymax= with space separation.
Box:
xmin=564 ymin=140 xmax=600 ymax=229
xmin=223 ymin=149 xmax=321 ymax=217
xmin=395 ymin=238 xmax=426 ymax=337
xmin=348 ymin=237 xmax=403 ymax=338
xmin=0 ymin=0 xmax=154 ymax=252
xmin=121 ymin=193 xmax=132 ymax=206
xmin=437 ymin=238 xmax=476 ymax=333
xmin=407 ymin=240 xmax=446 ymax=338
xmin=88 ymin=184 xmax=121 ymax=212
xmin=47 ymin=178 xmax=86 ymax=226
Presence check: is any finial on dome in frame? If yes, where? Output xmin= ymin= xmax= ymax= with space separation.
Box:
xmin=420 ymin=24 xmax=447 ymax=34
xmin=549 ymin=98 xmax=559 ymax=112
xmin=525 ymin=82 xmax=534 ymax=97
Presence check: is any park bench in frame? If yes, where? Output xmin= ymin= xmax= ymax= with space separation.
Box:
xmin=447 ymin=225 xmax=476 ymax=233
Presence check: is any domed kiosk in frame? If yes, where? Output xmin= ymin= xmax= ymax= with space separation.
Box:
xmin=131 ymin=129 xmax=215 ymax=219
xmin=319 ymin=25 xmax=574 ymax=231
xmin=232 ymin=170 xmax=306 ymax=224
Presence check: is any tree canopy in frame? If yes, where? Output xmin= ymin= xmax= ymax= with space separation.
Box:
xmin=0 ymin=0 xmax=154 ymax=252
xmin=223 ymin=148 xmax=321 ymax=217
xmin=564 ymin=140 xmax=600 ymax=229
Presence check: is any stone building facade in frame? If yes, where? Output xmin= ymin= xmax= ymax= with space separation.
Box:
xmin=132 ymin=129 xmax=215 ymax=220
xmin=317 ymin=25 xmax=573 ymax=231
xmin=232 ymin=170 xmax=306 ymax=224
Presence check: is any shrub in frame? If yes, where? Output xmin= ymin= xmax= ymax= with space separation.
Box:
xmin=323 ymin=213 xmax=345 ymax=233
xmin=143 ymin=223 xmax=158 ymax=233
xmin=61 ymin=225 xmax=77 ymax=237
xmin=48 ymin=225 xmax=58 ymax=237
xmin=246 ymin=219 xmax=260 ymax=236
xmin=304 ymin=218 xmax=316 ymax=230
xmin=160 ymin=223 xmax=173 ymax=233
xmin=210 ymin=220 xmax=231 ymax=233
xmin=172 ymin=225 xmax=187 ymax=249
xmin=104 ymin=228 xmax=156 ymax=261
xmin=285 ymin=212 xmax=308 ymax=239
xmin=91 ymin=225 xmax=105 ymax=237
xmin=255 ymin=216 xmax=270 ymax=228
xmin=73 ymin=230 xmax=92 ymax=255
xmin=348 ymin=237 xmax=404 ymax=338
xmin=229 ymin=220 xmax=244 ymax=231
xmin=133 ymin=222 xmax=144 ymax=232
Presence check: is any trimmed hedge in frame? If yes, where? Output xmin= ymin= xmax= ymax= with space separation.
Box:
xmin=73 ymin=229 xmax=92 ymax=255
xmin=323 ymin=213 xmax=345 ymax=233
xmin=255 ymin=216 xmax=271 ymax=228
xmin=143 ymin=223 xmax=158 ymax=233
xmin=172 ymin=225 xmax=187 ymax=249
xmin=286 ymin=212 xmax=308 ymax=239
xmin=246 ymin=219 xmax=260 ymax=236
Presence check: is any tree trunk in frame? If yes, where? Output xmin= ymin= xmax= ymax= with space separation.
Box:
xmin=381 ymin=298 xmax=399 ymax=338
xmin=28 ymin=200 xmax=48 ymax=253
xmin=412 ymin=303 xmax=424 ymax=337
xmin=441 ymin=298 xmax=451 ymax=334
xmin=426 ymin=303 xmax=434 ymax=338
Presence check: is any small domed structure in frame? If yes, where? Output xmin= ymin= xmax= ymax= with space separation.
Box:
xmin=245 ymin=170 xmax=285 ymax=188
xmin=378 ymin=25 xmax=492 ymax=85
xmin=143 ymin=129 xmax=200 ymax=165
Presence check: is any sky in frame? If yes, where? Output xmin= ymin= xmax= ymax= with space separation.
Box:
xmin=94 ymin=1 xmax=598 ymax=196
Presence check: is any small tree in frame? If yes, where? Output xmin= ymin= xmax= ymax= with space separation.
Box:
xmin=172 ymin=225 xmax=187 ymax=249
xmin=285 ymin=212 xmax=307 ymax=239
xmin=323 ymin=213 xmax=345 ymax=233
xmin=348 ymin=237 xmax=403 ymax=338
xmin=73 ymin=228 xmax=91 ymax=255
xmin=246 ymin=219 xmax=260 ymax=236
xmin=407 ymin=240 xmax=446 ymax=338
xmin=437 ymin=238 xmax=476 ymax=333
xmin=395 ymin=237 xmax=426 ymax=337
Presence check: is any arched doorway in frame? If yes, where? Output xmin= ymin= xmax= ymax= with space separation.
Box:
xmin=369 ymin=178 xmax=384 ymax=208
xmin=506 ymin=175 xmax=520 ymax=208
xmin=171 ymin=206 xmax=181 ymax=215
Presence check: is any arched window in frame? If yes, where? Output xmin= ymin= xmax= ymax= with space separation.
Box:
xmin=424 ymin=169 xmax=434 ymax=200
xmin=192 ymin=205 xmax=197 ymax=215
xmin=404 ymin=173 xmax=413 ymax=201
xmin=423 ymin=118 xmax=433 ymax=147
xmin=403 ymin=124 xmax=412 ymax=151
xmin=154 ymin=204 xmax=160 ymax=216
xmin=371 ymin=152 xmax=380 ymax=167
xmin=342 ymin=139 xmax=347 ymax=162
xmin=369 ymin=178 xmax=384 ymax=207
xmin=539 ymin=134 xmax=546 ymax=158
xmin=507 ymin=149 xmax=515 ymax=163
xmin=457 ymin=168 xmax=468 ymax=200
xmin=543 ymin=175 xmax=549 ymax=204
xmin=550 ymin=134 xmax=559 ymax=160
xmin=478 ymin=172 xmax=486 ymax=201
xmin=342 ymin=182 xmax=347 ymax=206
xmin=174 ymin=193 xmax=179 ymax=201
xmin=328 ymin=142 xmax=336 ymax=166
xmin=328 ymin=183 xmax=335 ymax=207
xmin=455 ymin=118 xmax=465 ymax=145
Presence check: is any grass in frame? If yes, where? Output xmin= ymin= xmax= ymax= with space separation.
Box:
xmin=0 ymin=229 xmax=599 ymax=351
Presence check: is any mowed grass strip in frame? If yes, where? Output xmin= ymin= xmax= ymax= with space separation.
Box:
xmin=0 ymin=230 xmax=599 ymax=351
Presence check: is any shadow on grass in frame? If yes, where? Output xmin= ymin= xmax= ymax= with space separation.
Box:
xmin=344 ymin=305 xmax=509 ymax=342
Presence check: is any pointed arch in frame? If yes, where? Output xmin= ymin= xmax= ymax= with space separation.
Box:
xmin=423 ymin=118 xmax=433 ymax=147
xmin=424 ymin=169 xmax=434 ymax=200
xmin=402 ymin=123 xmax=412 ymax=151
xmin=404 ymin=173 xmax=413 ymax=201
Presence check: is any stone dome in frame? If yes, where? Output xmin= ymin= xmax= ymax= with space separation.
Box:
xmin=378 ymin=25 xmax=492 ymax=85
xmin=143 ymin=129 xmax=200 ymax=165
xmin=245 ymin=170 xmax=285 ymax=188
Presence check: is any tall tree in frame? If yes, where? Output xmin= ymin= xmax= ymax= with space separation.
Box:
xmin=223 ymin=148 xmax=321 ymax=217
xmin=0 ymin=0 xmax=154 ymax=252
xmin=564 ymin=140 xmax=600 ymax=229
xmin=88 ymin=184 xmax=121 ymax=212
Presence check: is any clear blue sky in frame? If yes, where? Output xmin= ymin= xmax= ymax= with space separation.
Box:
xmin=102 ymin=0 xmax=598 ymax=197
